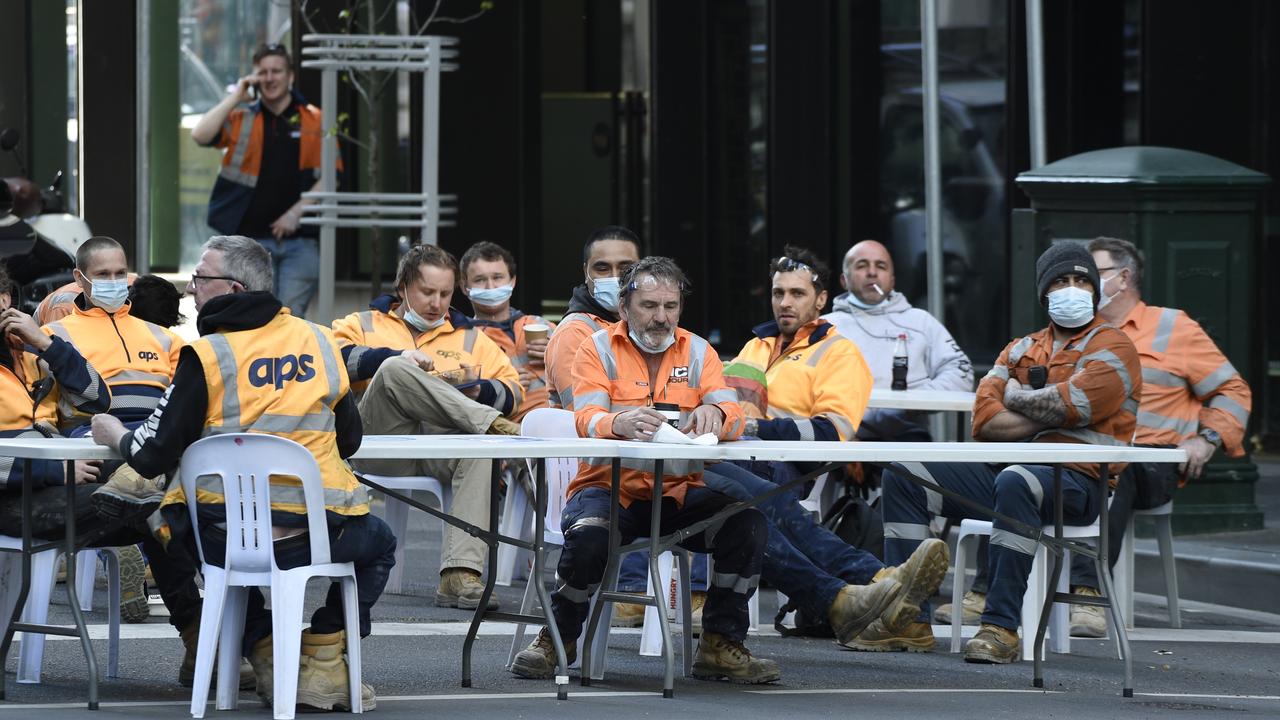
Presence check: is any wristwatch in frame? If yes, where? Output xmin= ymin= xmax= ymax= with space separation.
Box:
xmin=1198 ymin=427 xmax=1222 ymax=449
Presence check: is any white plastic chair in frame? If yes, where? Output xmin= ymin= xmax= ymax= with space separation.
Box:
xmin=1112 ymin=500 xmax=1180 ymax=629
xmin=495 ymin=472 xmax=534 ymax=587
xmin=950 ymin=517 xmax=1114 ymax=661
xmin=364 ymin=474 xmax=447 ymax=595
xmin=0 ymin=538 xmax=121 ymax=684
xmin=180 ymin=434 xmax=362 ymax=720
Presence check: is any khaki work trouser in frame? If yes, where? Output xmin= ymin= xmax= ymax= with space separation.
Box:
xmin=355 ymin=355 xmax=501 ymax=575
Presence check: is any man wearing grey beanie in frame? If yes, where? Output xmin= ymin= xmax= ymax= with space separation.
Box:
xmin=876 ymin=242 xmax=1142 ymax=663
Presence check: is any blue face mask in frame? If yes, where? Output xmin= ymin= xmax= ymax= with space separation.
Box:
xmin=402 ymin=304 xmax=445 ymax=332
xmin=90 ymin=278 xmax=129 ymax=312
xmin=592 ymin=276 xmax=621 ymax=312
xmin=1046 ymin=286 xmax=1094 ymax=329
xmin=468 ymin=284 xmax=514 ymax=307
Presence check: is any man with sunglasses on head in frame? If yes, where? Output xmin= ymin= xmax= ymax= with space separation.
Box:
xmin=192 ymin=43 xmax=336 ymax=319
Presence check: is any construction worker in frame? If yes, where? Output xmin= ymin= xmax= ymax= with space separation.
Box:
xmin=722 ymin=245 xmax=948 ymax=651
xmin=512 ymin=256 xmax=784 ymax=684
xmin=459 ymin=241 xmax=554 ymax=422
xmin=91 ymin=235 xmax=386 ymax=711
xmin=1063 ymin=237 xmax=1252 ymax=636
xmin=880 ymin=242 xmax=1142 ymax=663
xmin=332 ymin=243 xmax=523 ymax=611
xmin=35 ymin=273 xmax=137 ymax=325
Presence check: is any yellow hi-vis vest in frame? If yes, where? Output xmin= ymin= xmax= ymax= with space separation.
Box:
xmin=167 ymin=308 xmax=368 ymax=519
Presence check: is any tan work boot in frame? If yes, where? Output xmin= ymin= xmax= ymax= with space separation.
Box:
xmin=874 ymin=538 xmax=950 ymax=633
xmin=691 ymin=632 xmax=780 ymax=684
xmin=487 ymin=416 xmax=522 ymax=436
xmin=435 ymin=568 xmax=500 ymax=610
xmin=247 ymin=635 xmax=274 ymax=705
xmin=297 ymin=629 xmax=377 ymax=711
xmin=841 ymin=620 xmax=935 ymax=653
xmin=1069 ymin=586 xmax=1107 ymax=638
xmin=511 ymin=627 xmax=575 ymax=679
xmin=610 ymin=597 xmax=647 ymax=628
xmin=178 ymin=618 xmax=256 ymax=690
xmin=91 ymin=464 xmax=166 ymax=520
xmin=117 ymin=545 xmax=150 ymax=623
xmin=826 ymin=578 xmax=904 ymax=645
xmin=933 ymin=590 xmax=986 ymax=625
xmin=964 ymin=623 xmax=1021 ymax=664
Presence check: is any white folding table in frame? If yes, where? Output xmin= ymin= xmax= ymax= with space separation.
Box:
xmin=867 ymin=388 xmax=976 ymax=441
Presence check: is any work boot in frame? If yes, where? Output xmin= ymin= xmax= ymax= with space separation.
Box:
xmin=487 ymin=416 xmax=522 ymax=436
xmin=933 ymin=590 xmax=985 ymax=625
xmin=691 ymin=632 xmax=780 ymax=685
xmin=435 ymin=568 xmax=500 ymax=610
xmin=874 ymin=538 xmax=950 ymax=633
xmin=511 ymin=627 xmax=575 ymax=679
xmin=689 ymin=591 xmax=707 ymax=636
xmin=963 ymin=623 xmax=1021 ymax=664
xmin=610 ymin=597 xmax=647 ymax=628
xmin=826 ymin=578 xmax=904 ymax=645
xmin=1069 ymin=586 xmax=1107 ymax=638
xmin=840 ymin=620 xmax=935 ymax=653
xmin=297 ymin=629 xmax=377 ymax=711
xmin=179 ymin=618 xmax=256 ymax=690
xmin=117 ymin=545 xmax=150 ymax=624
xmin=91 ymin=464 xmax=165 ymax=520
xmin=247 ymin=635 xmax=274 ymax=705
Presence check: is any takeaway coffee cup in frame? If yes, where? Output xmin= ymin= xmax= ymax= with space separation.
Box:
xmin=653 ymin=402 xmax=681 ymax=428
xmin=524 ymin=323 xmax=550 ymax=344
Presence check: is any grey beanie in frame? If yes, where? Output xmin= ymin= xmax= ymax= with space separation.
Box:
xmin=1035 ymin=241 xmax=1100 ymax=304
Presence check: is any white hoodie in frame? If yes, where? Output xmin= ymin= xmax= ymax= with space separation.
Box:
xmin=823 ymin=291 xmax=973 ymax=392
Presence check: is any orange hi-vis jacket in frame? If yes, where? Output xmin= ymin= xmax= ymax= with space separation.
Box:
xmin=570 ymin=323 xmax=746 ymax=507
xmin=723 ymin=319 xmax=871 ymax=441
xmin=332 ymin=300 xmax=523 ymax=415
xmin=1117 ymin=302 xmax=1251 ymax=457
xmin=470 ymin=311 xmax=556 ymax=422
xmin=35 ymin=300 xmax=184 ymax=429
xmin=974 ymin=317 xmax=1142 ymax=482
xmin=545 ymin=310 xmax=612 ymax=410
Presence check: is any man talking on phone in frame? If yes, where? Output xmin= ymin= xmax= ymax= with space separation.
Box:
xmin=191 ymin=43 xmax=338 ymax=319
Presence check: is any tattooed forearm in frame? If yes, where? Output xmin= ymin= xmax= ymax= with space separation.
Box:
xmin=1004 ymin=383 xmax=1068 ymax=426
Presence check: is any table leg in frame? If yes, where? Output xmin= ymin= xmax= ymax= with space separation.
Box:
xmin=646 ymin=460 xmax=676 ymax=699
xmin=1033 ymin=464 xmax=1064 ymax=689
xmin=462 ymin=459 xmax=502 ymax=688
xmin=528 ymin=458 xmax=569 ymax=700
xmin=581 ymin=458 xmax=622 ymax=686
xmin=1095 ymin=463 xmax=1133 ymax=697
xmin=0 ymin=459 xmax=36 ymax=701
xmin=62 ymin=459 xmax=99 ymax=709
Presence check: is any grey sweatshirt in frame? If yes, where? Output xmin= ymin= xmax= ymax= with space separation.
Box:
xmin=823 ymin=291 xmax=974 ymax=392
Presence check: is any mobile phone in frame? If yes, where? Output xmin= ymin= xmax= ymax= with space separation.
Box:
xmin=247 ymin=81 xmax=259 ymax=100
xmin=1027 ymin=365 xmax=1048 ymax=390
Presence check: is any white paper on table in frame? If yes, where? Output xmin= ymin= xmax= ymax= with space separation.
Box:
xmin=652 ymin=423 xmax=719 ymax=446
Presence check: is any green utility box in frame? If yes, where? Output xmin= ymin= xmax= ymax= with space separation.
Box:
xmin=1011 ymin=146 xmax=1270 ymax=535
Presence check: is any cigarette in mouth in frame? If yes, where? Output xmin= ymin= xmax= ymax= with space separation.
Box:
xmin=872 ymin=284 xmax=886 ymax=297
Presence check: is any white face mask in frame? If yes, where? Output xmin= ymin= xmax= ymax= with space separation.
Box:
xmin=1046 ymin=286 xmax=1094 ymax=329
xmin=468 ymin=284 xmax=514 ymax=307
xmin=402 ymin=303 xmax=445 ymax=332
xmin=1097 ymin=272 xmax=1121 ymax=310
xmin=628 ymin=326 xmax=676 ymax=354
xmin=89 ymin=278 xmax=129 ymax=312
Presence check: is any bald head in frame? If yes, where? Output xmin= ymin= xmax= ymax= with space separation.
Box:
xmin=840 ymin=239 xmax=895 ymax=305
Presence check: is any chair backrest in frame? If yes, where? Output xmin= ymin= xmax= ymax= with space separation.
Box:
xmin=520 ymin=408 xmax=580 ymax=541
xmin=180 ymin=433 xmax=332 ymax=573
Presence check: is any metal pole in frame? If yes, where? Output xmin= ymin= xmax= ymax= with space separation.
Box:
xmin=135 ymin=0 xmax=151 ymax=273
xmin=318 ymin=65 xmax=338 ymax=322
xmin=1026 ymin=0 xmax=1047 ymax=168
xmin=920 ymin=0 xmax=944 ymax=323
xmin=421 ymin=37 xmax=442 ymax=245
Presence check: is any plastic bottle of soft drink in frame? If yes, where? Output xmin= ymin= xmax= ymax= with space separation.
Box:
xmin=891 ymin=333 xmax=908 ymax=390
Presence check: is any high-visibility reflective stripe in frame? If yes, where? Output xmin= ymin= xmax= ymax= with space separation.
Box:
xmin=550 ymin=386 xmax=573 ymax=409
xmin=1007 ymin=336 xmax=1035 ymax=365
xmin=227 ymin=109 xmax=257 ymax=174
xmin=1122 ymin=397 xmax=1140 ymax=416
xmin=702 ymin=389 xmax=737 ymax=405
xmin=1046 ymin=427 xmax=1125 ymax=446
xmin=991 ymin=528 xmax=1039 ymax=556
xmin=555 ymin=581 xmax=593 ymax=604
xmin=586 ymin=412 xmax=609 ymax=438
xmin=1151 ymin=308 xmax=1179 ymax=353
xmin=208 ymin=410 xmax=337 ymax=434
xmin=1142 ymin=366 xmax=1187 ymax=389
xmin=1137 ymin=410 xmax=1198 ymax=438
xmin=206 ymin=334 xmax=241 ymax=427
xmin=488 ymin=379 xmax=509 ymax=411
xmin=767 ymin=405 xmax=804 ymax=421
xmin=358 ymin=311 xmax=375 ymax=334
xmin=1067 ymin=380 xmax=1093 ymax=425
xmin=1004 ymin=465 xmax=1044 ymax=508
xmin=109 ymin=369 xmax=172 ymax=386
xmin=896 ymin=462 xmax=944 ymax=515
xmin=821 ymin=412 xmax=856 ymax=441
xmin=109 ymin=394 xmax=162 ymax=412
xmin=804 ymin=336 xmax=839 ymax=367
xmin=345 ymin=345 xmax=367 ymax=376
xmin=586 ymin=456 xmax=704 ymax=476
xmin=1192 ymin=360 xmax=1238 ymax=397
xmin=47 ymin=323 xmax=72 ymax=343
xmin=711 ymin=572 xmax=759 ymax=594
xmin=687 ymin=336 xmax=708 ymax=389
xmin=218 ymin=166 xmax=258 ymax=186
xmin=555 ymin=313 xmax=603 ymax=335
xmin=143 ymin=322 xmax=173 ymax=353
xmin=1073 ymin=324 xmax=1110 ymax=354
xmin=884 ymin=522 xmax=932 ymax=540
xmin=591 ymin=330 xmax=617 ymax=381
xmin=463 ymin=328 xmax=477 ymax=354
xmin=1208 ymin=394 xmax=1250 ymax=426
xmin=187 ymin=472 xmax=369 ymax=512
xmin=794 ymin=418 xmax=815 ymax=442
xmin=307 ymin=323 xmax=343 ymax=406
xmin=576 ymin=390 xmax=611 ymax=409
xmin=567 ymin=516 xmax=610 ymax=532
xmin=1077 ymin=349 xmax=1133 ymax=396
xmin=986 ymin=365 xmax=1010 ymax=381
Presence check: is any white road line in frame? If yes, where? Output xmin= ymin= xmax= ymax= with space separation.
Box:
xmin=0 ymin=690 xmax=659 ymax=711
xmin=1134 ymin=591 xmax=1280 ymax=625
xmin=1135 ymin=692 xmax=1280 ymax=701
xmin=1125 ymin=629 xmax=1280 ymax=644
xmin=748 ymin=688 xmax=1062 ymax=695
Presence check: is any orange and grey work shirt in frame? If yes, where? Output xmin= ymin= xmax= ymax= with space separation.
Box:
xmin=973 ymin=317 xmax=1142 ymax=481
xmin=1117 ymin=302 xmax=1251 ymax=457
xmin=545 ymin=311 xmax=613 ymax=410
xmin=470 ymin=311 xmax=556 ymax=422
xmin=570 ymin=323 xmax=746 ymax=507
